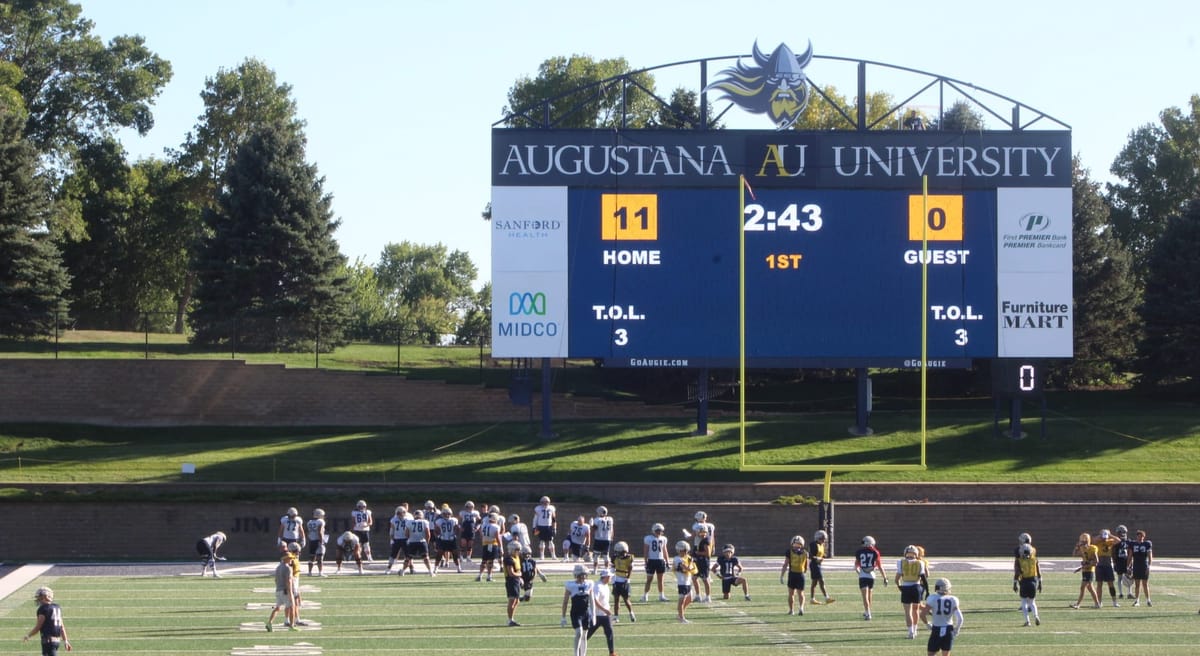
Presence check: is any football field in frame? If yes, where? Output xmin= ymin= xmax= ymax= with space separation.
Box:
xmin=2 ymin=557 xmax=1199 ymax=655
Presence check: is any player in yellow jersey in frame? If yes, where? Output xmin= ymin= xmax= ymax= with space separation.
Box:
xmin=1071 ymin=532 xmax=1101 ymax=609
xmin=780 ymin=535 xmax=808 ymax=616
xmin=1013 ymin=543 xmax=1042 ymax=626
xmin=610 ymin=541 xmax=637 ymax=622
xmin=896 ymin=544 xmax=928 ymax=639
xmin=1094 ymin=528 xmax=1121 ymax=607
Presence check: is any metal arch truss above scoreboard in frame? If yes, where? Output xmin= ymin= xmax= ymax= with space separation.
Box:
xmin=491 ymin=128 xmax=1073 ymax=369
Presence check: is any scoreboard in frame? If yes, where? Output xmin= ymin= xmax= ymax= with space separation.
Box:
xmin=492 ymin=129 xmax=1072 ymax=368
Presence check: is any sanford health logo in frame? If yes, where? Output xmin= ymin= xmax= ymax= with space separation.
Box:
xmin=1002 ymin=211 xmax=1067 ymax=249
xmin=704 ymin=40 xmax=814 ymax=130
xmin=498 ymin=291 xmax=559 ymax=337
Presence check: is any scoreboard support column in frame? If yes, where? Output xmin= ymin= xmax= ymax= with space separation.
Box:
xmin=539 ymin=358 xmax=556 ymax=440
xmin=851 ymin=368 xmax=873 ymax=436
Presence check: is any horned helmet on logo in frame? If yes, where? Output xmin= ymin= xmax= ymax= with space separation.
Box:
xmin=704 ymin=40 xmax=814 ymax=130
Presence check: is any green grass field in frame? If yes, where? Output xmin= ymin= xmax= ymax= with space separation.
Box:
xmin=2 ymin=561 xmax=1199 ymax=655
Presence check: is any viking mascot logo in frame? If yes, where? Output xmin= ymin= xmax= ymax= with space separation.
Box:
xmin=705 ymin=41 xmax=814 ymax=130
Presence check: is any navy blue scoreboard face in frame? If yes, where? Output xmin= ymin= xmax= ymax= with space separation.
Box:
xmin=491 ymin=130 xmax=1072 ymax=368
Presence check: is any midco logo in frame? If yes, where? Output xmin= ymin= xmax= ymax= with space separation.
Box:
xmin=498 ymin=291 xmax=559 ymax=337
xmin=1018 ymin=212 xmax=1051 ymax=232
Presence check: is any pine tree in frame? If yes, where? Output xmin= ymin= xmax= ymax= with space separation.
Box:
xmin=0 ymin=109 xmax=69 ymax=337
xmin=1052 ymin=159 xmax=1141 ymax=387
xmin=1138 ymin=198 xmax=1200 ymax=386
xmin=189 ymin=122 xmax=349 ymax=350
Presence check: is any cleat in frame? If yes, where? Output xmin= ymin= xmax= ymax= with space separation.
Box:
xmin=745 ymin=595 xmax=752 ymax=601
xmin=1069 ymin=603 xmax=1080 ymax=609
xmin=787 ymin=609 xmax=794 ymax=615
xmin=640 ymin=594 xmax=649 ymax=602
xmin=798 ymin=608 xmax=804 ymax=616
xmin=487 ymin=576 xmax=493 ymax=582
xmin=1023 ymin=620 xmax=1030 ymax=627
xmin=1147 ymin=600 xmax=1153 ymax=607
xmin=678 ymin=617 xmax=690 ymax=624
xmin=507 ymin=620 xmax=520 ymax=627
xmin=824 ymin=597 xmax=835 ymax=604
xmin=1093 ymin=602 xmax=1101 ymax=609
xmin=659 ymin=595 xmax=668 ymax=602
xmin=629 ymin=613 xmax=636 ymax=623
xmin=1035 ymin=616 xmax=1041 ymax=626
xmin=1113 ymin=601 xmax=1120 ymax=607
xmin=811 ymin=598 xmax=823 ymax=605
xmin=1132 ymin=599 xmax=1140 ymax=607
xmin=265 ymin=622 xmax=273 ymax=632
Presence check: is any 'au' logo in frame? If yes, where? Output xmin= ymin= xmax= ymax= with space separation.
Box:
xmin=509 ymin=292 xmax=547 ymax=316
xmin=1018 ymin=213 xmax=1051 ymax=232
xmin=704 ymin=40 xmax=814 ymax=130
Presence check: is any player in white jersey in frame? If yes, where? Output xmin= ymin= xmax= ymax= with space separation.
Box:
xmin=689 ymin=510 xmax=715 ymax=550
xmin=433 ymin=507 xmax=461 ymax=572
xmin=459 ymin=501 xmax=481 ymax=563
xmin=567 ymin=515 xmax=591 ymax=561
xmin=507 ymin=513 xmax=532 ymax=552
xmin=388 ymin=504 xmax=412 ymax=574
xmin=406 ymin=509 xmax=434 ymax=576
xmin=477 ymin=512 xmax=503 ymax=582
xmin=278 ymin=507 xmax=304 ymax=552
xmin=352 ymin=500 xmax=374 ymax=562
xmin=305 ymin=509 xmax=327 ymax=576
xmin=532 ymin=495 xmax=558 ymax=559
xmin=919 ymin=578 xmax=964 ymax=654
xmin=561 ymin=564 xmax=596 ymax=656
xmin=642 ymin=523 xmax=669 ymax=602
xmin=590 ymin=505 xmax=615 ymax=571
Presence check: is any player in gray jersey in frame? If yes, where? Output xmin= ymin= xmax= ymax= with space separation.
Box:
xmin=305 ymin=509 xmax=327 ymax=576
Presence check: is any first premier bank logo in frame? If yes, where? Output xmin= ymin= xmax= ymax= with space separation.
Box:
xmin=1019 ymin=212 xmax=1051 ymax=232
xmin=509 ymin=292 xmax=547 ymax=316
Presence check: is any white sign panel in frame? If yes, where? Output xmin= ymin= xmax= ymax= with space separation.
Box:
xmin=491 ymin=186 xmax=569 ymax=357
xmin=996 ymin=187 xmax=1073 ymax=357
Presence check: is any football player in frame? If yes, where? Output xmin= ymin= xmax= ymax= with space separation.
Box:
xmin=641 ymin=522 xmax=669 ymax=602
xmin=1070 ymin=532 xmax=1101 ymax=608
xmin=714 ymin=543 xmax=751 ymax=601
xmin=1129 ymin=529 xmax=1153 ymax=607
xmin=854 ymin=535 xmax=887 ymax=620
xmin=689 ymin=510 xmax=715 ymax=550
xmin=434 ymin=506 xmax=461 ymax=573
xmin=507 ymin=513 xmax=532 ymax=552
xmin=692 ymin=525 xmax=713 ymax=603
xmin=919 ymin=578 xmax=964 ymax=655
xmin=351 ymin=500 xmax=373 ymax=562
xmin=561 ymin=564 xmax=595 ymax=652
xmin=896 ymin=544 xmax=928 ymax=638
xmin=532 ymin=495 xmax=558 ymax=559
xmin=567 ymin=515 xmax=591 ymax=561
xmin=278 ymin=507 xmax=304 ymax=553
xmin=458 ymin=500 xmax=481 ymax=563
xmin=1113 ymin=525 xmax=1133 ymax=598
xmin=610 ymin=540 xmax=637 ymax=622
xmin=477 ymin=511 xmax=503 ymax=582
xmin=305 ymin=509 xmax=326 ymax=576
xmin=809 ymin=529 xmax=834 ymax=605
xmin=590 ymin=505 xmax=615 ymax=571
xmin=672 ymin=541 xmax=698 ymax=623
xmin=780 ymin=534 xmax=808 ymax=616
xmin=335 ymin=530 xmax=362 ymax=575
xmin=197 ymin=530 xmax=227 ymax=578
xmin=519 ymin=546 xmax=548 ymax=601
xmin=405 ymin=509 xmax=434 ymax=576
xmin=504 ymin=541 xmax=523 ymax=626
xmin=1094 ymin=528 xmax=1121 ymax=606
xmin=1014 ymin=543 xmax=1042 ymax=626
xmin=388 ymin=504 xmax=411 ymax=575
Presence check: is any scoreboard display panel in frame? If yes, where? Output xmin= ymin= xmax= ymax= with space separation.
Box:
xmin=492 ymin=129 xmax=1072 ymax=368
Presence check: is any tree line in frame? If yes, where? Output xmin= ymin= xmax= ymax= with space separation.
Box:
xmin=1 ymin=4 xmax=1196 ymax=387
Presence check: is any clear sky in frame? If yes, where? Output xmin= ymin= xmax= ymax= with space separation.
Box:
xmin=82 ymin=0 xmax=1199 ymax=288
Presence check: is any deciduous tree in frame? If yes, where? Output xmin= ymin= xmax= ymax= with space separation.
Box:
xmin=501 ymin=55 xmax=658 ymax=128
xmin=1137 ymin=198 xmax=1200 ymax=386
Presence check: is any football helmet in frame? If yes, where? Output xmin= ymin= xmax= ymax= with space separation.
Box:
xmin=287 ymin=541 xmax=301 ymax=553
xmin=413 ymin=510 xmax=424 ymax=519
xmin=934 ymin=578 xmax=951 ymax=594
xmin=286 ymin=507 xmax=298 ymax=517
xmin=1018 ymin=532 xmax=1032 ymax=545
xmin=791 ymin=535 xmax=806 ymax=547
xmin=651 ymin=523 xmax=665 ymax=533
xmin=540 ymin=496 xmax=551 ymax=505
xmin=614 ymin=541 xmax=629 ymax=554
xmin=313 ymin=508 xmax=325 ymax=519
xmin=862 ymin=535 xmax=876 ymax=547
xmin=441 ymin=507 xmax=452 ymax=516
xmin=1100 ymin=528 xmax=1111 ymax=539
xmin=1078 ymin=532 xmax=1091 ymax=545
xmin=722 ymin=544 xmax=735 ymax=554
xmin=1019 ymin=544 xmax=1034 ymax=558
xmin=509 ymin=513 xmax=520 ymax=524
xmin=596 ymin=505 xmax=608 ymax=517
xmin=507 ymin=540 xmax=522 ymax=553
xmin=573 ymin=564 xmax=588 ymax=576
xmin=34 ymin=587 xmax=53 ymax=602
xmin=488 ymin=512 xmax=499 ymax=522
xmin=813 ymin=530 xmax=828 ymax=541
xmin=355 ymin=500 xmax=367 ymax=510
xmin=1115 ymin=525 xmax=1128 ymax=537
xmin=694 ymin=511 xmax=707 ymax=521
xmin=904 ymin=544 xmax=919 ymax=557
xmin=395 ymin=506 xmax=406 ymax=515
xmin=489 ymin=505 xmax=501 ymax=514
xmin=215 ymin=531 xmax=227 ymax=541
xmin=675 ymin=540 xmax=690 ymax=552
xmin=464 ymin=500 xmax=475 ymax=509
